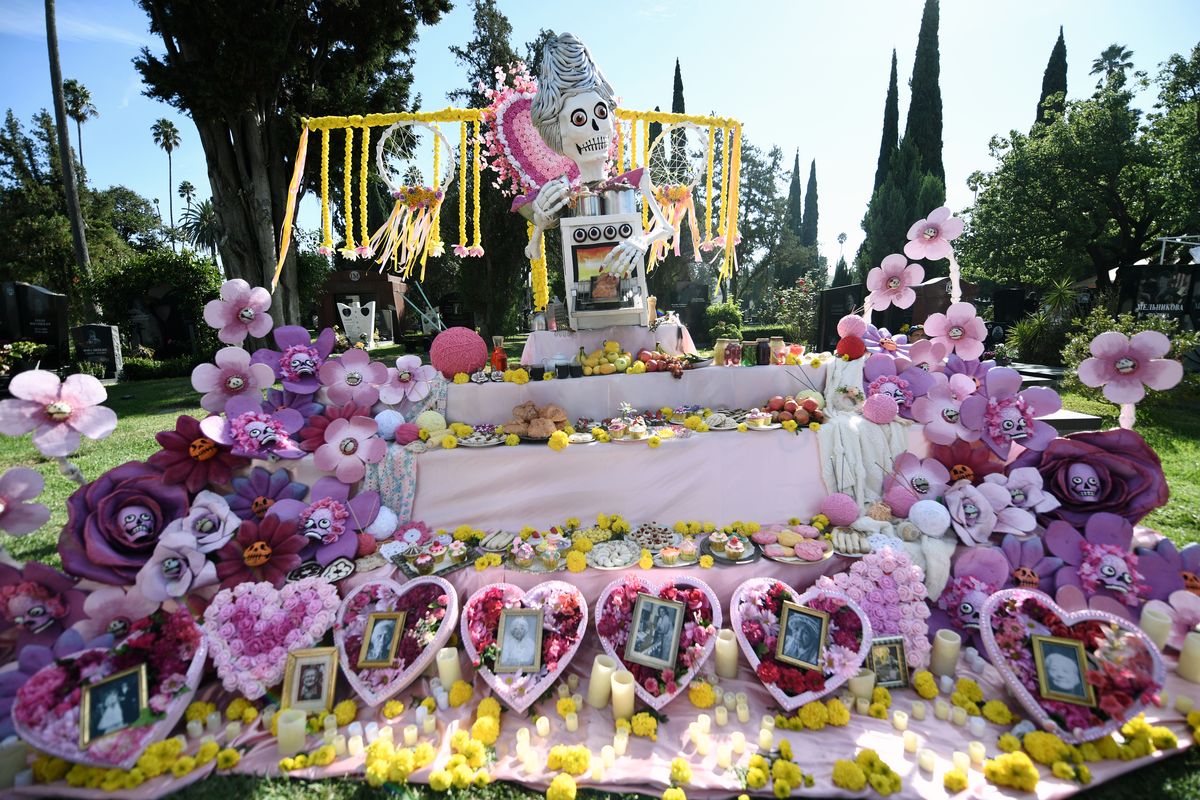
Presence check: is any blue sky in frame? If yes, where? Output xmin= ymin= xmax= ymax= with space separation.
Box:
xmin=1 ymin=0 xmax=1198 ymax=266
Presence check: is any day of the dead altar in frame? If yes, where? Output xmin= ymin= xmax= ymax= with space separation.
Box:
xmin=0 ymin=28 xmax=1197 ymax=800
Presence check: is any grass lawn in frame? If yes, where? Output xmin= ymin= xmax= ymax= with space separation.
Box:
xmin=2 ymin=377 xmax=1198 ymax=799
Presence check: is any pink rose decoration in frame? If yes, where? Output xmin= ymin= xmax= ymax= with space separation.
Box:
xmin=866 ymin=254 xmax=923 ymax=311
xmin=319 ymin=348 xmax=388 ymax=406
xmin=191 ymin=347 xmax=276 ymax=414
xmin=135 ymin=531 xmax=218 ymax=602
xmin=379 ymin=355 xmax=438 ymax=405
xmin=924 ymin=302 xmax=987 ymax=361
xmin=903 ymin=206 xmax=964 ymax=261
xmin=1078 ymin=330 xmax=1182 ymax=404
xmin=0 ymin=370 xmax=117 ymax=457
xmin=313 ymin=416 xmax=387 ymax=484
xmin=203 ymin=278 xmax=273 ymax=345
xmin=0 ymin=467 xmax=51 ymax=536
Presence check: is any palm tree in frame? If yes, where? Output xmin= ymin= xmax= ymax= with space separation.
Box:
xmin=1091 ymin=44 xmax=1134 ymax=86
xmin=62 ymin=79 xmax=97 ymax=174
xmin=180 ymin=198 xmax=221 ymax=265
xmin=151 ymin=118 xmax=181 ymax=248
xmin=178 ymin=180 xmax=196 ymax=210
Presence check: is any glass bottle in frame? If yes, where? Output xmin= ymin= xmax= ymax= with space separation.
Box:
xmin=741 ymin=341 xmax=757 ymax=367
xmin=756 ymin=338 xmax=771 ymax=366
xmin=724 ymin=340 xmax=741 ymax=366
xmin=770 ymin=336 xmax=786 ymax=365
xmin=490 ymin=336 xmax=507 ymax=373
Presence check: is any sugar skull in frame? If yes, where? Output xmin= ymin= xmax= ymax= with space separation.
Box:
xmin=188 ymin=437 xmax=218 ymax=461
xmin=931 ymin=546 xmax=1009 ymax=650
xmin=1066 ymin=462 xmax=1101 ymax=502
xmin=281 ymin=344 xmax=320 ymax=382
xmin=251 ymin=495 xmax=276 ymax=518
xmin=868 ymin=375 xmax=914 ymax=408
xmin=299 ymin=497 xmax=349 ymax=546
xmin=949 ymin=464 xmax=974 ymax=483
xmin=118 ymin=504 xmax=156 ymax=541
xmin=1046 ymin=512 xmax=1146 ymax=608
xmin=243 ymin=417 xmax=279 ymax=448
xmin=242 ymin=539 xmax=273 ymax=567
xmin=0 ymin=582 xmax=66 ymax=635
xmin=990 ymin=398 xmax=1030 ymax=442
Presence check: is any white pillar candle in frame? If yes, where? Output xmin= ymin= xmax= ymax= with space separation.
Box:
xmin=716 ymin=629 xmax=739 ymax=678
xmin=333 ymin=734 xmax=347 ymax=756
xmin=186 ymin=720 xmax=204 ymax=739
xmin=903 ymin=731 xmax=919 ymax=753
xmin=590 ymin=761 xmax=604 ymax=781
xmin=717 ymin=743 xmax=732 ymax=770
xmin=715 ymin=706 xmax=728 ymax=727
xmin=939 ymin=675 xmax=955 ymax=695
xmin=614 ymin=731 xmax=629 ymax=756
xmin=951 ymin=707 xmax=968 ymax=726
xmin=567 ymin=673 xmax=580 ymax=691
xmin=517 ymin=727 xmax=531 ymax=745
xmin=403 ymin=725 xmax=418 ymax=746
xmin=1140 ymin=606 xmax=1172 ymax=651
xmin=276 ymin=709 xmax=308 ymax=756
xmin=855 ymin=697 xmax=871 ymax=715
xmin=516 ymin=741 xmax=530 ymax=761
xmin=934 ymin=699 xmax=951 ymax=720
xmin=968 ymin=716 xmax=987 ymax=737
xmin=365 ymin=722 xmax=380 ymax=743
xmin=953 ymin=751 xmax=970 ymax=773
xmin=436 ymin=647 xmax=462 ymax=688
xmin=698 ymin=713 xmax=711 ymax=734
xmin=422 ymin=715 xmax=436 ymax=735
xmin=723 ymin=693 xmax=738 ymax=711
xmin=731 ymin=731 xmax=746 ymax=754
xmin=687 ymin=722 xmax=700 ymax=745
xmin=930 ymin=629 xmax=962 ymax=677
xmin=523 ymin=754 xmax=539 ymax=775
xmin=757 ymin=728 xmax=773 ymax=752
xmin=611 ymin=670 xmax=635 ymax=721
xmin=892 ymin=710 xmax=909 ymax=731
xmin=225 ymin=721 xmax=242 ymax=740
xmin=348 ymin=734 xmax=365 ymax=757
xmin=736 ymin=703 xmax=750 ymax=724
xmin=1180 ymin=632 xmax=1200 ymax=683
xmin=760 ymin=713 xmax=775 ymax=730
xmin=601 ymin=745 xmax=615 ymax=768
xmin=968 ymin=741 xmax=986 ymax=766
xmin=848 ymin=668 xmax=876 ymax=700
xmin=587 ymin=655 xmax=618 ymax=708
xmin=1175 ymin=695 xmax=1194 ymax=714
xmin=565 ymin=712 xmax=579 ymax=732
xmin=206 ymin=711 xmax=222 ymax=733
xmin=535 ymin=715 xmax=551 ymax=737
xmin=557 ymin=683 xmax=572 ymax=699
xmin=917 ymin=748 xmax=936 ymax=773
xmin=910 ymin=701 xmax=926 ymax=721
xmin=697 ymin=736 xmax=712 ymax=756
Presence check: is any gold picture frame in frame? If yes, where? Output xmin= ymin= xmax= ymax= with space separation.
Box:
xmin=869 ymin=636 xmax=910 ymax=689
xmin=358 ymin=611 xmax=407 ymax=668
xmin=80 ymin=664 xmax=148 ymax=749
xmin=624 ymin=593 xmax=686 ymax=672
xmin=495 ymin=608 xmax=544 ymax=674
xmin=1032 ymin=635 xmax=1096 ymax=707
xmin=282 ymin=647 xmax=339 ymax=713
xmin=775 ymin=602 xmax=829 ymax=670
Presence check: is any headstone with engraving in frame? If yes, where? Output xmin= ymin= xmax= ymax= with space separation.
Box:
xmin=1 ymin=281 xmax=69 ymax=368
xmin=816 ymin=284 xmax=864 ymax=352
xmin=71 ymin=324 xmax=123 ymax=379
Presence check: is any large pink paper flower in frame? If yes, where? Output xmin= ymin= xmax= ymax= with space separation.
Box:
xmin=866 ymin=254 xmax=923 ymax=310
xmin=923 ymin=302 xmax=987 ymax=361
xmin=943 ymin=480 xmax=1000 ymax=545
xmin=134 ymin=531 xmax=218 ymax=602
xmin=312 ymin=416 xmax=386 ymax=484
xmin=912 ymin=372 xmax=980 ymax=445
xmin=319 ymin=348 xmax=388 ymax=406
xmin=1078 ymin=330 xmax=1183 ymax=404
xmin=0 ymin=370 xmax=117 ymax=457
xmin=960 ymin=367 xmax=1061 ymax=459
xmin=191 ymin=347 xmax=276 ymax=414
xmin=203 ymin=278 xmax=273 ymax=345
xmin=903 ymin=206 xmax=963 ymax=261
xmin=73 ymin=585 xmax=158 ymax=641
xmin=378 ymin=355 xmax=438 ymax=405
xmin=0 ymin=467 xmax=50 ymax=536
xmin=882 ymin=452 xmax=951 ymax=514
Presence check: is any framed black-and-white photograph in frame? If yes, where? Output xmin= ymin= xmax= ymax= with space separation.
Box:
xmin=869 ymin=636 xmax=909 ymax=688
xmin=625 ymin=593 xmax=686 ymax=672
xmin=283 ymin=647 xmax=338 ymax=713
xmin=80 ymin=664 xmax=148 ymax=748
xmin=359 ymin=611 xmax=407 ymax=668
xmin=1032 ymin=635 xmax=1095 ymax=707
xmin=495 ymin=608 xmax=544 ymax=674
xmin=775 ymin=602 xmax=829 ymax=670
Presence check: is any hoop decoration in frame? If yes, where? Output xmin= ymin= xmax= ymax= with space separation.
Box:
xmin=369 ymin=120 xmax=456 ymax=278
xmin=646 ymin=122 xmax=708 ymax=268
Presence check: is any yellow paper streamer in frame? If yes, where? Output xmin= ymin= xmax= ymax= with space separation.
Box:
xmin=271 ymin=126 xmax=309 ymax=290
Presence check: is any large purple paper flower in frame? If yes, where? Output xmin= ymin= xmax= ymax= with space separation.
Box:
xmin=1046 ymin=512 xmax=1146 ymax=609
xmin=191 ymin=346 xmax=276 ymax=415
xmin=998 ymin=533 xmax=1063 ymax=594
xmin=319 ymin=348 xmax=388 ymax=406
xmin=0 ymin=628 xmax=113 ymax=739
xmin=73 ymin=585 xmax=159 ymax=641
xmin=252 ymin=326 xmax=337 ymax=393
xmin=912 ymin=372 xmax=979 ymax=445
xmin=959 ymin=367 xmax=1061 ymax=459
xmin=200 ymin=395 xmax=305 ymax=460
xmin=862 ymin=325 xmax=911 ymax=359
xmin=268 ymin=476 xmax=380 ymax=566
xmin=931 ymin=546 xmax=1008 ymax=650
xmin=882 ymin=452 xmax=950 ymax=516
xmin=863 ymin=353 xmax=935 ymax=420
xmin=0 ymin=562 xmax=87 ymax=649
xmin=135 ymin=530 xmax=218 ymax=602
xmin=984 ymin=467 xmax=1060 ymax=515
xmin=943 ymin=355 xmax=995 ymax=393
xmin=943 ymin=480 xmax=1000 ymax=545
xmin=0 ymin=467 xmax=51 ymax=536
xmin=263 ymin=388 xmax=323 ymax=420
xmin=224 ymin=466 xmax=308 ymax=521
xmin=58 ymin=461 xmax=190 ymax=586
xmin=1134 ymin=539 xmax=1200 ymax=601
xmin=1009 ymin=428 xmax=1168 ymax=527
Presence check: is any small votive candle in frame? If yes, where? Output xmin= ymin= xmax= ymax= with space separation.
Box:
xmin=206 ymin=711 xmax=221 ymax=733
xmin=724 ymin=693 xmax=738 ymax=711
xmin=939 ymin=675 xmax=955 ymax=695
xmin=333 ymin=734 xmax=346 ymax=756
xmin=558 ymin=683 xmax=571 ymax=699
xmin=758 ymin=728 xmax=773 ymax=752
xmin=934 ymin=699 xmax=951 ymax=720
xmin=1140 ymin=606 xmax=1172 ymax=651
xmin=716 ymin=743 xmax=732 ymax=769
xmin=892 ymin=710 xmax=909 ymax=731
xmin=572 ymin=693 xmax=583 ymax=709
xmin=735 ymin=692 xmax=748 ymax=706
xmin=687 ymin=722 xmax=700 ymax=745
xmin=953 ymin=751 xmax=970 ymax=773
xmin=736 ymin=703 xmax=750 ymax=724
xmin=590 ymin=762 xmax=604 ymax=781
xmin=422 ymin=715 xmax=436 ymax=735
xmin=713 ymin=686 xmax=724 ymax=706
xmin=760 ymin=713 xmax=775 ymax=730
xmin=565 ymin=712 xmax=579 ymax=732
xmin=696 ymin=736 xmax=712 ymax=756
xmin=322 ymin=730 xmax=336 ymax=746
xmin=951 ymin=706 xmax=968 ymax=726
xmin=731 ymin=731 xmax=746 ymax=754
xmin=324 ymin=714 xmax=337 ymax=732
xmin=403 ymin=724 xmax=418 ymax=746
xmin=911 ymin=701 xmax=926 ymax=720
xmin=523 ymin=754 xmax=539 ymax=775
xmin=917 ymin=748 xmax=936 ymax=773
xmin=1175 ymin=695 xmax=1194 ymax=714
xmin=186 ymin=720 xmax=203 ymax=739
xmin=601 ymin=745 xmax=615 ymax=768
xmin=698 ymin=713 xmax=711 ymax=734
xmin=225 ymin=721 xmax=242 ymax=740
xmin=614 ymin=731 xmax=629 ymax=756
xmin=365 ymin=721 xmax=379 ymax=743
xmin=347 ymin=734 xmax=365 ymax=757
xmin=348 ymin=721 xmax=364 ymax=739
xmin=968 ymin=741 xmax=986 ymax=766
xmin=379 ymin=726 xmax=394 ymax=744
xmin=416 ymin=705 xmax=428 ymax=725
xmin=516 ymin=741 xmax=530 ymax=761
xmin=567 ymin=673 xmax=580 ymax=691
xmin=517 ymin=727 xmax=531 ymax=745
xmin=535 ymin=715 xmax=551 ymax=737
xmin=903 ymin=731 xmax=919 ymax=753
xmin=968 ymin=716 xmax=987 ymax=737
xmin=856 ymin=697 xmax=871 ymax=715
xmin=715 ymin=706 xmax=728 ymax=727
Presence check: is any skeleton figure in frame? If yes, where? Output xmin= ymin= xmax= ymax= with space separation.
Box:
xmin=118 ymin=504 xmax=156 ymax=541
xmin=524 ymin=33 xmax=672 ymax=274
xmin=1066 ymin=462 xmax=1102 ymax=502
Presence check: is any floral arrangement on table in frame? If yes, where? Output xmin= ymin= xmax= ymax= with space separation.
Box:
xmin=340 ymin=580 xmax=450 ymax=696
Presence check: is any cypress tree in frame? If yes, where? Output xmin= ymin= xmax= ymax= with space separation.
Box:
xmin=648 ymin=106 xmax=662 ymax=159
xmin=905 ymin=0 xmax=944 ymax=183
xmin=831 ymin=256 xmax=851 ymax=287
xmin=1035 ymin=26 xmax=1068 ymax=124
xmin=874 ymin=50 xmax=900 ymax=193
xmin=856 ymin=137 xmax=921 ymax=278
xmin=801 ymin=159 xmax=818 ymax=247
xmin=669 ymin=59 xmax=686 ymax=175
xmin=785 ymin=151 xmax=803 ymax=239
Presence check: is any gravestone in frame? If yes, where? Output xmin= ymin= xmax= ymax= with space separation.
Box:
xmin=816 ymin=284 xmax=863 ymax=351
xmin=71 ymin=324 xmax=123 ymax=379
xmin=1 ymin=281 xmax=69 ymax=368
xmin=318 ymin=269 xmax=407 ymax=341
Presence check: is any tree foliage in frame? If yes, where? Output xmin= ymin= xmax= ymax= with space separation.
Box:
xmin=905 ymin=0 xmax=944 ymax=183
xmin=874 ymin=50 xmax=899 ymax=193
xmin=856 ymin=137 xmax=945 ymax=279
xmin=785 ymin=151 xmax=802 ymax=240
xmin=800 ymin=159 xmax=818 ymax=247
xmin=1036 ymin=27 xmax=1067 ymax=125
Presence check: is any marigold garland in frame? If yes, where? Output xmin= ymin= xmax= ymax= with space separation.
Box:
xmin=457 ymin=121 xmax=469 ymax=253
xmin=528 ymin=220 xmax=549 ymax=311
xmin=320 ymin=129 xmax=333 ymax=253
xmin=341 ymin=127 xmax=356 ymax=256
xmin=471 ymin=119 xmax=483 ymax=255
xmin=358 ymin=125 xmax=372 ymax=255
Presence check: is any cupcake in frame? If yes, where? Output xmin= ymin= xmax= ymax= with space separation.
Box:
xmin=660 ymin=546 xmax=680 ymax=565
xmin=539 ymin=545 xmax=560 ymax=570
xmin=724 ymin=536 xmax=747 ymax=560
xmin=747 ymin=408 xmax=772 ymax=427
xmin=414 ymin=553 xmax=435 ymax=574
xmin=628 ymin=419 xmax=648 ymax=440
xmin=404 ymin=544 xmax=422 ymax=564
xmin=428 ymin=542 xmax=448 ymax=563
xmin=679 ymin=539 xmax=699 ymax=562
xmin=608 ymin=421 xmax=627 ymax=440
xmin=707 ymin=531 xmax=729 ymax=554
xmin=512 ymin=541 xmax=535 ymax=568
xmin=448 ymin=540 xmax=468 ymax=563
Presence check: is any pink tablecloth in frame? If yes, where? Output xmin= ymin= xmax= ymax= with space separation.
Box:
xmin=445 ymin=363 xmax=828 ymax=426
xmin=520 ymin=322 xmax=697 ymax=366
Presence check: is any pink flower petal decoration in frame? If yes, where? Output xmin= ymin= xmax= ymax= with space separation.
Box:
xmin=203 ymin=279 xmax=274 ymax=345
xmin=924 ymin=302 xmax=987 ymax=361
xmin=0 ymin=467 xmax=51 ymax=535
xmin=313 ymin=416 xmax=387 ymax=484
xmin=866 ymin=254 xmax=924 ymax=311
xmin=1078 ymin=330 xmax=1183 ymax=405
xmin=903 ymin=206 xmax=964 ymax=261
xmin=191 ymin=347 xmax=276 ymax=414
xmin=318 ymin=348 xmax=389 ymax=406
xmin=0 ymin=370 xmax=117 ymax=457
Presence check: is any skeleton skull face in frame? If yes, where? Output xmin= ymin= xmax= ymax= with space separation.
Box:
xmin=251 ymin=496 xmax=275 ymax=518
xmin=878 ymin=337 xmax=898 ymax=352
xmin=287 ymin=352 xmax=317 ymax=378
xmin=45 ymin=401 xmax=73 ymax=422
xmin=1096 ymin=553 xmax=1134 ymax=594
xmin=192 ymin=513 xmax=218 ymax=535
xmin=947 ymin=325 xmax=965 ymax=340
xmin=1183 ymin=571 xmax=1200 ymax=594
xmin=119 ymin=504 xmax=156 ymax=541
xmin=949 ymin=464 xmax=974 ymax=483
xmin=1114 ymin=356 xmax=1138 ymax=375
xmin=961 ymin=501 xmax=981 ymax=525
xmin=941 ymin=406 xmax=961 ymax=424
xmin=995 ymin=405 xmax=1028 ymax=441
xmin=242 ymin=540 xmax=272 ymax=567
xmin=244 ymin=420 xmax=278 ymax=448
xmin=875 ymin=380 xmax=907 ymax=406
xmin=188 ymin=437 xmax=218 ymax=461
xmin=558 ymin=90 xmax=614 ymax=173
xmin=910 ymin=476 xmax=931 ymax=495
xmin=302 ymin=505 xmax=342 ymax=544
xmin=225 ymin=375 xmax=246 ymax=392
xmin=107 ymin=617 xmax=132 ymax=638
xmin=1067 ymin=462 xmax=1101 ymax=502
xmin=956 ymin=589 xmax=989 ymax=629
xmin=161 ymin=556 xmax=184 ymax=580
xmin=922 ymin=225 xmax=938 ymax=241
xmin=886 ymin=276 xmax=902 ymax=290
xmin=1011 ymin=566 xmax=1040 ymax=590
xmin=338 ymin=437 xmax=359 ymax=456
xmin=344 ymin=370 xmax=363 ymax=387
xmin=237 ymin=307 xmax=257 ymax=323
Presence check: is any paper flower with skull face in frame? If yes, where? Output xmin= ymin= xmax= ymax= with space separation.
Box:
xmin=998 ymin=534 xmax=1063 ymax=595
xmin=191 ymin=346 xmax=276 ymax=415
xmin=379 ymin=355 xmax=439 ymax=405
xmin=862 ymin=353 xmax=936 ymax=420
xmin=0 ymin=467 xmax=51 ymax=536
xmin=1078 ymin=330 xmax=1182 ymax=404
xmin=923 ymin=302 xmax=987 ymax=361
xmin=1046 ymin=512 xmax=1147 ymax=609
xmin=213 ymin=514 xmax=307 ymax=589
xmin=942 ymin=479 xmax=1000 ymax=545
xmin=134 ymin=530 xmax=218 ymax=602
xmin=203 ymin=278 xmax=273 ymax=345
xmin=161 ymin=490 xmax=242 ymax=553
xmin=983 ymin=467 xmax=1060 ymax=516
xmin=959 ymin=367 xmax=1061 ymax=460
xmin=311 ymin=415 xmax=387 ymax=484
xmin=912 ymin=372 xmax=980 ymax=445
xmin=267 ymin=476 xmax=381 ymax=566
xmin=0 ymin=562 xmax=87 ymax=649
xmin=200 ymin=395 xmax=305 ymax=460
xmin=883 ymin=452 xmax=951 ymax=516
xmin=148 ymin=414 xmax=247 ymax=494
xmin=224 ymin=466 xmax=309 ymax=522
xmin=930 ymin=440 xmax=1005 ymax=486
xmin=866 ymin=254 xmax=924 ymax=311
xmin=319 ymin=348 xmax=389 ymax=407
xmin=0 ymin=370 xmax=117 ymax=457
xmin=1133 ymin=539 xmax=1200 ymax=602
xmin=931 ymin=546 xmax=1008 ymax=650
xmin=862 ymin=325 xmax=911 ymax=359
xmin=72 ymin=585 xmax=159 ymax=642
xmin=251 ymin=326 xmax=337 ymax=394
xmin=903 ymin=206 xmax=964 ymax=261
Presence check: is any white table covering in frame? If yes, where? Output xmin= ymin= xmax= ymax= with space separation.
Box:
xmin=519 ymin=322 xmax=697 ymax=365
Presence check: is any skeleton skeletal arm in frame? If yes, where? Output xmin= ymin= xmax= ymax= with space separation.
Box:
xmin=600 ymin=169 xmax=673 ymax=276
xmin=523 ymin=177 xmax=571 ymax=260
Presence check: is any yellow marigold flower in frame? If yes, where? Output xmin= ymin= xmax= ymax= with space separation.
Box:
xmin=241 ymin=705 xmax=258 ymax=724
xmin=832 ymin=759 xmax=867 ymax=791
xmin=570 ymin=536 xmax=593 ymax=553
xmin=1023 ymin=731 xmax=1070 ymax=765
xmin=419 ymin=428 xmax=430 ymax=440
xmin=703 ymin=522 xmax=715 ymax=532
xmin=984 ymin=752 xmax=1040 ymax=792
xmin=333 ymin=699 xmax=358 ymax=726
xmin=615 ymin=718 xmax=632 ymax=734
xmin=548 ymin=430 xmax=570 ymax=451
xmin=557 ymin=697 xmax=577 ymax=718
xmin=745 ymin=767 xmax=768 ymax=789
xmin=631 ymin=711 xmax=657 ymax=740
xmin=195 ymin=740 xmax=219 ymax=765
xmin=1151 ymin=726 xmax=1179 ymax=750
xmin=699 ymin=554 xmax=714 ymax=569
xmin=912 ymin=670 xmax=938 ymax=699
xmin=670 ymin=757 xmax=692 ymax=786
xmin=872 ymin=686 xmax=892 ymax=708
xmin=225 ymin=697 xmax=250 ymax=721
xmin=476 ymin=696 xmax=500 ymax=719
xmin=184 ymin=701 xmax=215 ymax=723
xmin=566 ymin=551 xmax=587 ymax=573
xmin=612 ymin=517 xmax=630 ymax=534
xmin=474 ymin=770 xmax=492 ymax=787
xmin=799 ymin=700 xmax=829 ymax=730
xmin=449 ymin=679 xmax=473 ymax=708
xmin=943 ymin=767 xmax=968 ymax=793
xmin=314 ymin=745 xmax=338 ymax=767
xmin=639 ymin=551 xmax=654 ymax=570
xmin=452 ymin=763 xmax=474 ymax=788
xmin=547 ymin=773 xmax=577 ymax=800
xmin=1051 ymin=760 xmax=1076 ymax=780
xmin=826 ymin=697 xmax=851 ymax=726
xmin=471 ymin=715 xmax=499 ymax=746
xmin=1078 ymin=764 xmax=1092 ymax=784
xmin=808 ymin=422 xmax=821 ymax=431
xmin=772 ymin=781 xmax=791 ymax=799
xmin=737 ymin=423 xmax=748 ymax=432
xmin=782 ymin=419 xmax=798 ymax=432
xmin=955 ymin=678 xmax=984 ymax=703
xmin=503 ymin=433 xmax=519 ymax=446
xmin=597 ymin=513 xmax=611 ymax=530
xmin=465 ymin=739 xmax=486 ymax=768
xmin=688 ymin=682 xmax=715 ymax=709
xmin=429 ymin=769 xmax=453 ymax=792
xmin=982 ymin=699 xmax=1013 ymax=725
xmin=382 ymin=700 xmax=406 ymax=719
xmin=648 ymin=435 xmax=662 ymax=448
xmin=453 ymin=372 xmax=470 ymax=384
xmin=213 ymin=747 xmax=240 ymax=770
xmin=171 ymin=756 xmax=196 ymax=778
xmin=441 ymin=434 xmax=458 ymax=449
xmin=542 ymin=370 xmax=554 ymax=380
xmin=31 ymin=756 xmax=70 ymax=784
xmin=664 ymin=788 xmax=687 ymax=800
xmin=867 ymin=702 xmax=888 ymax=719
xmin=998 ymin=733 xmax=1021 ymax=753
xmin=673 ymin=521 xmax=688 ymax=533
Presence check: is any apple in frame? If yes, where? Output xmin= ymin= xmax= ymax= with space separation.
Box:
xmin=767 ymin=395 xmax=785 ymax=412
xmin=613 ymin=355 xmax=631 ymax=372
xmin=801 ymin=398 xmax=818 ymax=413
xmin=794 ymin=409 xmax=810 ymax=425
xmin=784 ymin=398 xmax=799 ymax=414
xmin=779 ymin=410 xmax=794 ymax=422
xmin=645 ymin=360 xmax=660 ymax=373
xmin=637 ymin=349 xmax=656 ymax=363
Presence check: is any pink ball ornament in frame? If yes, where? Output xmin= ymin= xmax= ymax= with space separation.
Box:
xmin=883 ymin=485 xmax=918 ymax=517
xmin=429 ymin=327 xmax=487 ymax=378
xmin=836 ymin=315 xmax=867 ymax=338
xmin=863 ymin=393 xmax=899 ymax=424
xmin=821 ymin=492 xmax=860 ymax=526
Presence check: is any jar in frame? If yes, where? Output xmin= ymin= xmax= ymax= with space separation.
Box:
xmin=723 ymin=340 xmax=742 ymax=366
xmin=741 ymin=341 xmax=757 ymax=367
xmin=770 ymin=336 xmax=786 ymax=365
xmin=490 ymin=336 xmax=508 ymax=373
xmin=713 ymin=338 xmax=730 ymax=366
xmin=756 ymin=338 xmax=771 ymax=366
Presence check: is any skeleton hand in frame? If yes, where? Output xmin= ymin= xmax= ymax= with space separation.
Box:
xmin=523 ymin=178 xmax=571 ymax=260
xmin=600 ymin=235 xmax=648 ymax=277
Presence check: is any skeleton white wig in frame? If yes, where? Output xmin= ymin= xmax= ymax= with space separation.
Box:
xmin=530 ymin=33 xmax=616 ymax=155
